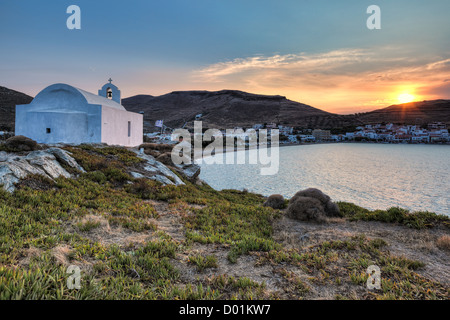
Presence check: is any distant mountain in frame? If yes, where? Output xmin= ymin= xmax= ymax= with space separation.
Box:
xmin=122 ymin=90 xmax=357 ymax=131
xmin=2 ymin=85 xmax=449 ymax=133
xmin=0 ymin=86 xmax=33 ymax=131
xmin=358 ymin=100 xmax=450 ymax=126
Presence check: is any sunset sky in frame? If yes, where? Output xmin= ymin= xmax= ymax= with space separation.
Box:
xmin=1 ymin=0 xmax=449 ymax=114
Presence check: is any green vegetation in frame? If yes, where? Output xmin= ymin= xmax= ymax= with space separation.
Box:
xmin=257 ymin=234 xmax=448 ymax=300
xmin=0 ymin=145 xmax=274 ymax=300
xmin=0 ymin=145 xmax=448 ymax=300
xmin=338 ymin=202 xmax=450 ymax=229
xmin=188 ymin=254 xmax=218 ymax=271
xmin=185 ymin=202 xmax=280 ymax=263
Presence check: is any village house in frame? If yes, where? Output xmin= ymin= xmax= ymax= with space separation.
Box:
xmin=312 ymin=129 xmax=331 ymax=141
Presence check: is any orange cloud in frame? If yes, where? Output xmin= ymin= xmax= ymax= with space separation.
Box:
xmin=191 ymin=48 xmax=450 ymax=114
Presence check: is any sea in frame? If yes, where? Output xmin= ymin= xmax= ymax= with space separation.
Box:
xmin=198 ymin=143 xmax=450 ymax=216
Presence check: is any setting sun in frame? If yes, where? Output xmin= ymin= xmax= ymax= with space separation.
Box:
xmin=398 ymin=93 xmax=415 ymax=104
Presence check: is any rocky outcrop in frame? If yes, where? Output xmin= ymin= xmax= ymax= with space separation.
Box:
xmin=46 ymin=147 xmax=85 ymax=173
xmin=139 ymin=142 xmax=201 ymax=183
xmin=174 ymin=163 xmax=201 ymax=181
xmin=0 ymin=146 xmax=191 ymax=192
xmin=0 ymin=148 xmax=76 ymax=192
xmin=133 ymin=150 xmax=185 ymax=186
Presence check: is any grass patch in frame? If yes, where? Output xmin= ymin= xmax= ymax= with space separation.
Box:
xmin=188 ymin=254 xmax=218 ymax=271
xmin=184 ymin=202 xmax=280 ymax=263
xmin=337 ymin=202 xmax=450 ymax=229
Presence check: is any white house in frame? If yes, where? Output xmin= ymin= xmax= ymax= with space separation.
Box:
xmin=15 ymin=81 xmax=143 ymax=147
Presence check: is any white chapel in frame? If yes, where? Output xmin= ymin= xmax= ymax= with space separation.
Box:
xmin=15 ymin=80 xmax=143 ymax=147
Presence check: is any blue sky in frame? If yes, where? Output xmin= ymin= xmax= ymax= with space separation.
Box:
xmin=1 ymin=0 xmax=449 ymax=113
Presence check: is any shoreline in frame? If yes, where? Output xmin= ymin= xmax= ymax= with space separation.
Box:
xmin=190 ymin=139 xmax=450 ymax=161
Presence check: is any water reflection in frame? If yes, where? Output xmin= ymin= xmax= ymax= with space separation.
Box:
xmin=199 ymin=144 xmax=450 ymax=216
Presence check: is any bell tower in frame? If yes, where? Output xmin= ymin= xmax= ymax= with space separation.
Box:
xmin=98 ymin=78 xmax=121 ymax=104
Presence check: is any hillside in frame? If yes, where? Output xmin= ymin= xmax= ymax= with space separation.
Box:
xmin=0 ymin=86 xmax=33 ymax=131
xmin=0 ymin=144 xmax=449 ymax=300
xmin=2 ymin=85 xmax=450 ymax=132
xmin=122 ymin=91 xmax=450 ymax=131
xmin=358 ymin=100 xmax=450 ymax=126
xmin=121 ymin=90 xmax=358 ymax=131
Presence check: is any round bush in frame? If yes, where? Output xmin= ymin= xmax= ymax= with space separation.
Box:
xmin=286 ymin=196 xmax=326 ymax=223
xmin=4 ymin=135 xmax=39 ymax=151
xmin=287 ymin=188 xmax=341 ymax=222
xmin=263 ymin=194 xmax=285 ymax=209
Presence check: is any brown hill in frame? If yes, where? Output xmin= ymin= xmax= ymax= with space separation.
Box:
xmin=0 ymin=86 xmax=33 ymax=131
xmin=358 ymin=100 xmax=450 ymax=126
xmin=122 ymin=90 xmax=358 ymax=131
xmin=2 ymin=86 xmax=449 ymax=133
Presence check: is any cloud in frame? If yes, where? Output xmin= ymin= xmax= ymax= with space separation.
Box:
xmin=191 ymin=48 xmax=450 ymax=112
xmin=193 ymin=49 xmax=370 ymax=82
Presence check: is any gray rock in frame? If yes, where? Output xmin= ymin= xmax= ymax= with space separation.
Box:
xmin=0 ymin=148 xmax=80 ymax=192
xmin=0 ymin=166 xmax=19 ymax=192
xmin=174 ymin=163 xmax=201 ymax=181
xmin=150 ymin=174 xmax=176 ymax=185
xmin=25 ymin=150 xmax=56 ymax=161
xmin=153 ymin=161 xmax=184 ymax=186
xmin=143 ymin=165 xmax=158 ymax=173
xmin=134 ymin=150 xmax=184 ymax=186
xmin=46 ymin=148 xmax=86 ymax=173
xmin=0 ymin=151 xmax=7 ymax=162
xmin=8 ymin=159 xmax=49 ymax=178
xmin=130 ymin=172 xmax=145 ymax=179
xmin=1 ymin=145 xmax=189 ymax=192
xmin=27 ymin=157 xmax=71 ymax=179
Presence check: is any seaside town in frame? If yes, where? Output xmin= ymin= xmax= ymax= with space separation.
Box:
xmin=140 ymin=121 xmax=450 ymax=145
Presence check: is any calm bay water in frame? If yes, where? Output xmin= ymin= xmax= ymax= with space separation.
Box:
xmin=198 ymin=144 xmax=450 ymax=216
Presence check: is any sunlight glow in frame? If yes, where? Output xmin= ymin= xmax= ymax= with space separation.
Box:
xmin=397 ymin=93 xmax=415 ymax=104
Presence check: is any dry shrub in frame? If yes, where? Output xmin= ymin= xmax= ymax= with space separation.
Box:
xmin=17 ymin=174 xmax=55 ymax=191
xmin=126 ymin=178 xmax=158 ymax=199
xmin=325 ymin=200 xmax=341 ymax=217
xmin=51 ymin=245 xmax=72 ymax=266
xmin=286 ymin=196 xmax=326 ymax=222
xmin=4 ymin=135 xmax=39 ymax=152
xmin=19 ymin=247 xmax=43 ymax=266
xmin=139 ymin=143 xmax=174 ymax=154
xmin=286 ymin=188 xmax=341 ymax=222
xmin=263 ymin=194 xmax=285 ymax=209
xmin=79 ymin=214 xmax=111 ymax=232
xmin=292 ymin=188 xmax=331 ymax=204
xmin=436 ymin=235 xmax=450 ymax=251
xmin=147 ymin=150 xmax=161 ymax=158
